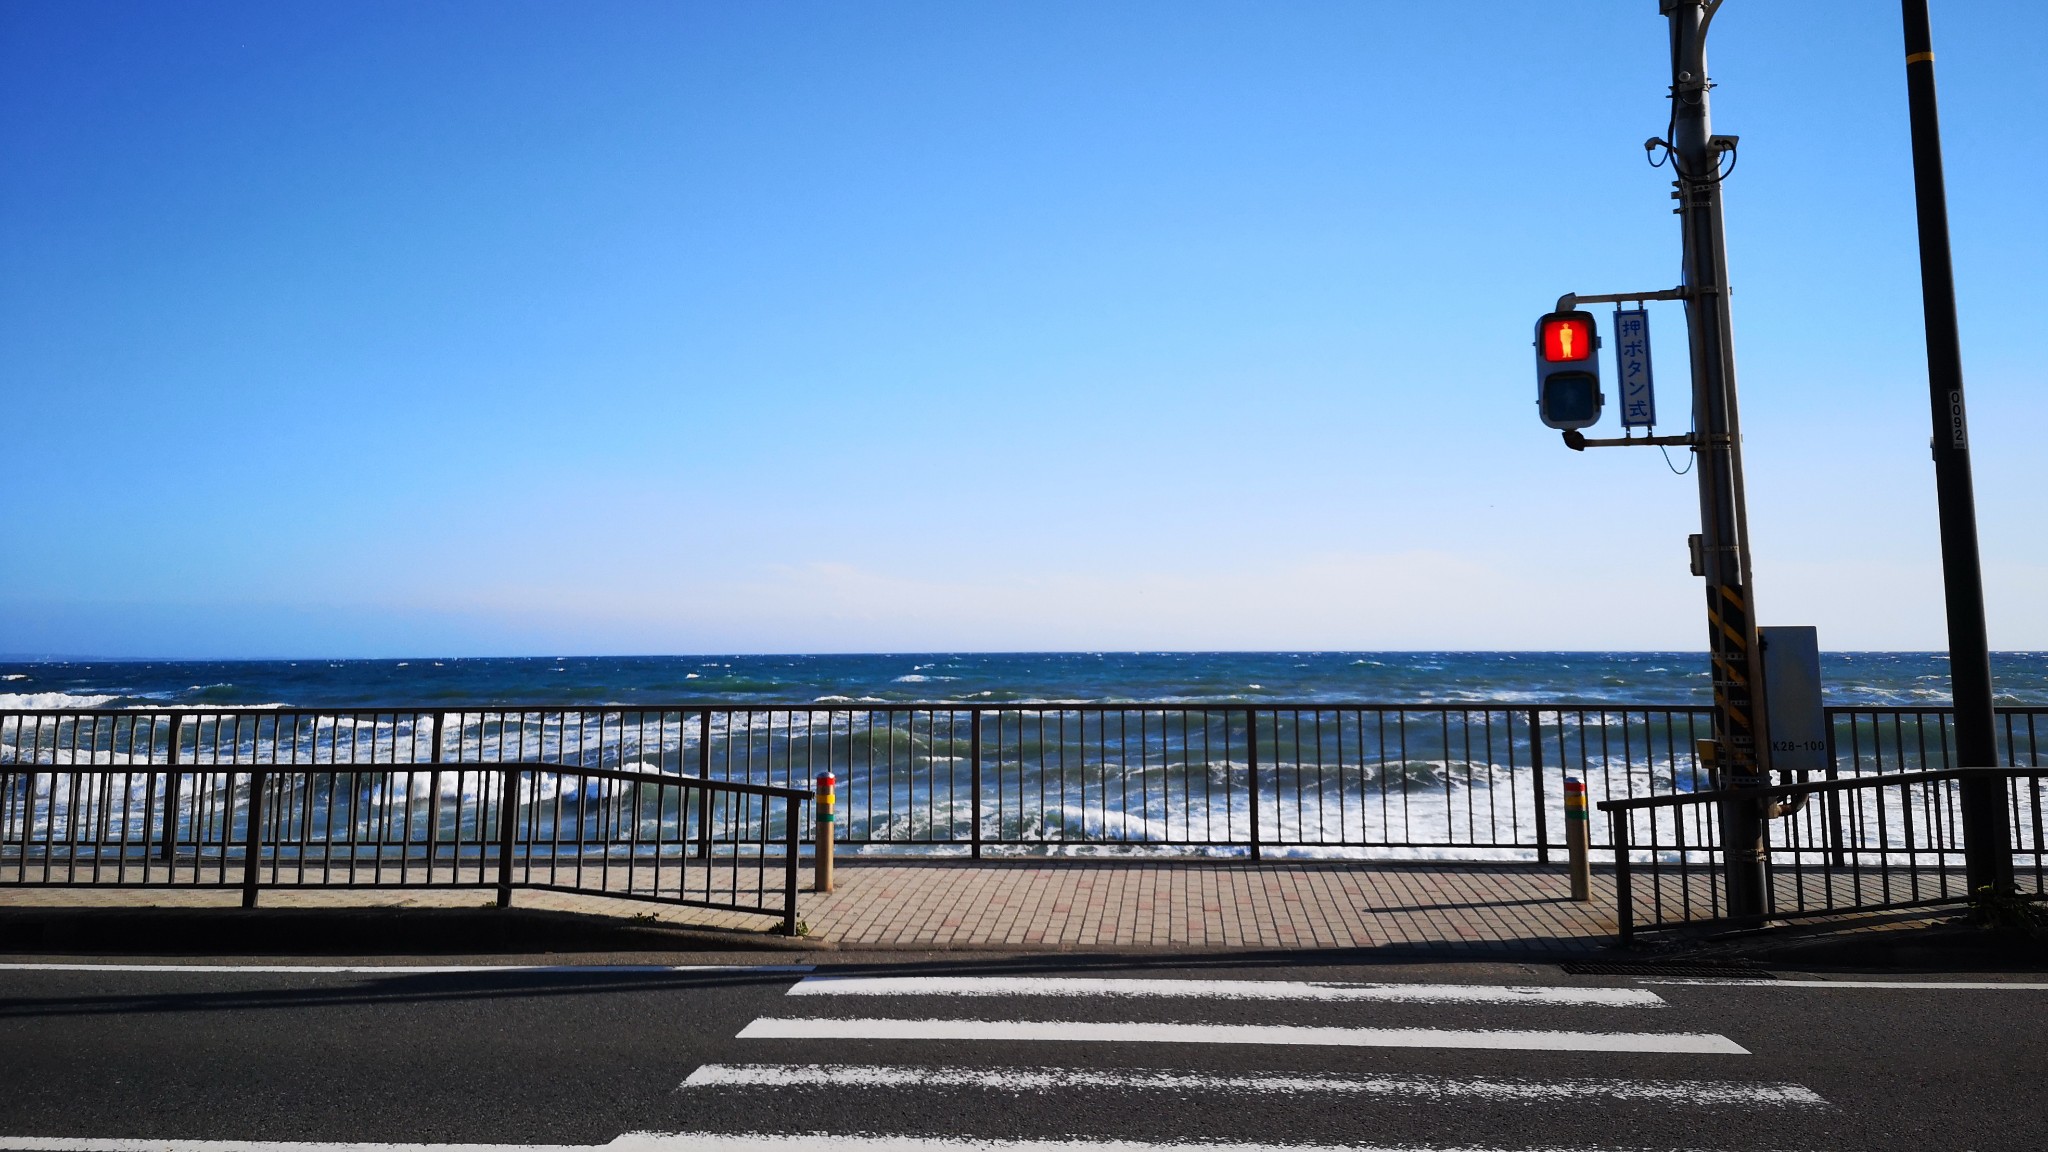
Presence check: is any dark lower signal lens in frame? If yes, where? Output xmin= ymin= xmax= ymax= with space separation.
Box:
xmin=1544 ymin=374 xmax=1598 ymax=424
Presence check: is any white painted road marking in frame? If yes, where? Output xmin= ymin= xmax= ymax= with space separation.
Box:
xmin=789 ymin=976 xmax=1664 ymax=1007
xmin=683 ymin=1063 xmax=1822 ymax=1104
xmin=0 ymin=1136 xmax=1743 ymax=1152
xmin=0 ymin=963 xmax=814 ymax=975
xmin=1639 ymin=977 xmax=2048 ymax=991
xmin=736 ymin=1015 xmax=1747 ymax=1054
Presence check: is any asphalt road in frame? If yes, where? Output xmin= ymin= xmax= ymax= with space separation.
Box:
xmin=1 ymin=954 xmax=2043 ymax=1151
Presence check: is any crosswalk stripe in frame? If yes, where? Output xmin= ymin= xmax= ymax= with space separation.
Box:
xmin=0 ymin=1136 xmax=1747 ymax=1152
xmin=683 ymin=1063 xmax=1821 ymax=1104
xmin=610 ymin=1136 xmax=1738 ymax=1152
xmin=736 ymin=1016 xmax=1747 ymax=1054
xmin=788 ymin=977 xmax=1664 ymax=1007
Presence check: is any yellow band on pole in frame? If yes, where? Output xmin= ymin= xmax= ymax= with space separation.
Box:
xmin=1906 ymin=51 xmax=1934 ymax=65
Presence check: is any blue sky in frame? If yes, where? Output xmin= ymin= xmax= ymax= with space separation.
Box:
xmin=2 ymin=1 xmax=2042 ymax=657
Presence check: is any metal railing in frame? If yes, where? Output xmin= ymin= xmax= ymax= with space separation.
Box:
xmin=0 ymin=760 xmax=810 ymax=934
xmin=2 ymin=703 xmax=2042 ymax=860
xmin=1602 ymin=767 xmax=2048 ymax=943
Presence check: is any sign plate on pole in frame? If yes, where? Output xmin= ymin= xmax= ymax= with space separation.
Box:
xmin=1760 ymin=626 xmax=1827 ymax=776
xmin=1614 ymin=307 xmax=1655 ymax=428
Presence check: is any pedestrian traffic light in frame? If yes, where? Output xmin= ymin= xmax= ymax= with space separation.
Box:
xmin=1534 ymin=310 xmax=1602 ymax=430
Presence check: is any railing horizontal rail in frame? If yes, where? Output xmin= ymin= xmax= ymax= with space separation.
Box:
xmin=11 ymin=759 xmax=815 ymax=801
xmin=7 ymin=702 xmax=2042 ymax=714
xmin=1600 ymin=766 xmax=2048 ymax=811
xmin=0 ymin=701 xmax=1727 ymax=716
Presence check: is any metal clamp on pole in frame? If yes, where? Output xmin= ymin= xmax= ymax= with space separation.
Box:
xmin=1564 ymin=776 xmax=1592 ymax=902
xmin=814 ymin=771 xmax=835 ymax=894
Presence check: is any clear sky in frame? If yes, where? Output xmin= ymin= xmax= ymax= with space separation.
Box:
xmin=2 ymin=1 xmax=2042 ymax=658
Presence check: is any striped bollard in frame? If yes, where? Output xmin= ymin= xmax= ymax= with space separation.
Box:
xmin=1565 ymin=776 xmax=1591 ymax=902
xmin=814 ymin=771 xmax=835 ymax=894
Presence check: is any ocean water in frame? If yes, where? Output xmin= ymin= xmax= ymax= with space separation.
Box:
xmin=3 ymin=650 xmax=2046 ymax=710
xmin=6 ymin=651 xmax=2045 ymax=862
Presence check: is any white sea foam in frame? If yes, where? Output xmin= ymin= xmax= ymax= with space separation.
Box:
xmin=0 ymin=692 xmax=121 ymax=709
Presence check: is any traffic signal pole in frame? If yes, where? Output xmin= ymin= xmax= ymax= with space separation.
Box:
xmin=1662 ymin=0 xmax=1770 ymax=922
xmin=1900 ymin=0 xmax=2011 ymax=893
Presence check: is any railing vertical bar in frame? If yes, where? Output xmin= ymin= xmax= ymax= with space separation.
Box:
xmin=1613 ymin=809 xmax=1634 ymax=947
xmin=970 ymin=710 xmax=983 ymax=859
xmin=160 ymin=715 xmax=184 ymax=866
xmin=241 ymin=768 xmax=265 ymax=908
xmin=1530 ymin=708 xmax=1550 ymax=863
xmin=783 ymin=793 xmax=800 ymax=936
xmin=697 ymin=709 xmax=713 ymax=860
xmin=1246 ymin=709 xmax=1261 ymax=861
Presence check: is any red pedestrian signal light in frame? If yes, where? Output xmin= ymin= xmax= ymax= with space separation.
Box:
xmin=1541 ymin=316 xmax=1594 ymax=363
xmin=1533 ymin=309 xmax=1602 ymax=430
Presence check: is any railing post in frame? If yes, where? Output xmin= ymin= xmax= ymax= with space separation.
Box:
xmin=1246 ymin=709 xmax=1261 ymax=862
xmin=240 ymin=769 xmax=265 ymax=909
xmin=814 ymin=771 xmax=835 ymax=894
xmin=496 ymin=764 xmax=519 ymax=908
xmin=1825 ymin=709 xmax=1847 ymax=867
xmin=969 ymin=710 xmax=983 ymax=860
xmin=1565 ymin=777 xmax=1591 ymax=902
xmin=783 ymin=795 xmax=801 ymax=937
xmin=1529 ymin=708 xmax=1550 ymax=863
xmin=1611 ymin=808 xmax=1634 ymax=947
xmin=160 ymin=715 xmax=183 ymax=864
xmin=427 ymin=712 xmax=445 ymax=878
xmin=696 ymin=709 xmax=713 ymax=860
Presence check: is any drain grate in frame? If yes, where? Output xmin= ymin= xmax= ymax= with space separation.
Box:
xmin=1559 ymin=962 xmax=1776 ymax=978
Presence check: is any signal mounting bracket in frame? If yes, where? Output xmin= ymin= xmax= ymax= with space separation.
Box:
xmin=1562 ymin=430 xmax=1730 ymax=452
xmin=1554 ymin=287 xmax=1689 ymax=312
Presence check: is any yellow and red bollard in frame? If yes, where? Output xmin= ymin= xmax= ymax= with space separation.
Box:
xmin=1565 ymin=776 xmax=1591 ymax=902
xmin=814 ymin=771 xmax=835 ymax=894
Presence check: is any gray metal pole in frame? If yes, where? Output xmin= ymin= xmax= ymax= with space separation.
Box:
xmin=1900 ymin=0 xmax=2011 ymax=893
xmin=1662 ymin=0 xmax=1768 ymax=921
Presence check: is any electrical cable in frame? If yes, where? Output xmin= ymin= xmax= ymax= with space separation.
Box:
xmin=1659 ymin=440 xmax=1695 ymax=476
xmin=1657 ymin=2 xmax=1719 ymax=480
xmin=1649 ymin=132 xmax=1736 ymax=185
xmin=1653 ymin=5 xmax=1737 ymax=187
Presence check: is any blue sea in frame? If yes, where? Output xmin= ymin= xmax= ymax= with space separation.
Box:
xmin=3 ymin=651 xmax=2046 ymax=710
xmin=7 ymin=652 xmax=2044 ymax=861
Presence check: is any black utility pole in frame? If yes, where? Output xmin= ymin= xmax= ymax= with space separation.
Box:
xmin=1662 ymin=0 xmax=1768 ymax=921
xmin=1900 ymin=0 xmax=2011 ymax=892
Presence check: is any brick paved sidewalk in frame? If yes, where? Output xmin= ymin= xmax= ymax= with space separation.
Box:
xmin=798 ymin=860 xmax=1615 ymax=951
xmin=0 ymin=860 xmax=1619 ymax=953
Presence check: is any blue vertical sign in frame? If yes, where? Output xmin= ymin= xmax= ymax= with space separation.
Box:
xmin=1614 ymin=307 xmax=1655 ymax=428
